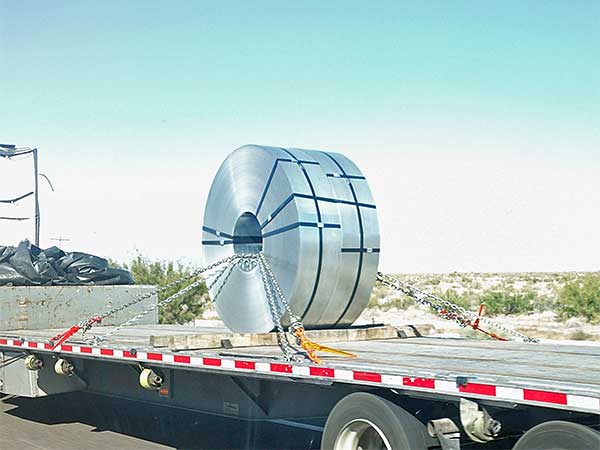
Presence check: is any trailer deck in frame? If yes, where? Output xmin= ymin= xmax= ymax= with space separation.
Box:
xmin=2 ymin=324 xmax=599 ymax=415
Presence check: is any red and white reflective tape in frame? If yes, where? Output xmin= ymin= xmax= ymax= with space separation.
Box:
xmin=1 ymin=337 xmax=598 ymax=414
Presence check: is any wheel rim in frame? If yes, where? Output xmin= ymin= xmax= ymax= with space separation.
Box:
xmin=334 ymin=419 xmax=392 ymax=450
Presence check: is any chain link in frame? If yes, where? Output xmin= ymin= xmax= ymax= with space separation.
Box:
xmin=80 ymin=251 xmax=306 ymax=361
xmin=257 ymin=253 xmax=306 ymax=362
xmin=376 ymin=272 xmax=538 ymax=343
xmin=210 ymin=259 xmax=238 ymax=304
xmin=74 ymin=250 xmax=534 ymax=357
xmin=86 ymin=254 xmax=257 ymax=344
xmin=258 ymin=253 xmax=302 ymax=325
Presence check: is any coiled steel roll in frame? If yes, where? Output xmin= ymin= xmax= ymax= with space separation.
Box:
xmin=202 ymin=145 xmax=380 ymax=333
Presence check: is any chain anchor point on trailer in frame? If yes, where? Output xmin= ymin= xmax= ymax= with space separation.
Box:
xmin=290 ymin=324 xmax=357 ymax=365
xmin=464 ymin=304 xmax=508 ymax=341
xmin=49 ymin=316 xmax=103 ymax=350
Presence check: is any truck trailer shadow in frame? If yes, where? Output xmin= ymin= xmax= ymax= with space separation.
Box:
xmin=1 ymin=392 xmax=322 ymax=450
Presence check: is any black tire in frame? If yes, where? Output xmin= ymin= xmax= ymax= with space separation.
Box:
xmin=512 ymin=420 xmax=600 ymax=450
xmin=321 ymin=392 xmax=428 ymax=450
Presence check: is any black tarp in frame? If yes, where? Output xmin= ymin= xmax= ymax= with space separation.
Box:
xmin=0 ymin=240 xmax=133 ymax=286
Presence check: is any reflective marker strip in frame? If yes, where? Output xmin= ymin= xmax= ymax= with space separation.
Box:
xmin=235 ymin=360 xmax=256 ymax=370
xmin=271 ymin=363 xmax=293 ymax=373
xmin=172 ymin=354 xmax=189 ymax=364
xmin=309 ymin=366 xmax=335 ymax=378
xmin=147 ymin=352 xmax=163 ymax=361
xmin=190 ymin=356 xmax=203 ymax=366
xmin=496 ymin=386 xmax=522 ymax=400
xmin=524 ymin=389 xmax=567 ymax=405
xmin=202 ymin=357 xmax=220 ymax=366
xmin=403 ymin=377 xmax=435 ymax=389
xmin=567 ymin=394 xmax=600 ymax=410
xmin=1 ymin=338 xmax=598 ymax=414
xmin=335 ymin=369 xmax=354 ymax=381
xmin=255 ymin=362 xmax=270 ymax=372
xmin=221 ymin=359 xmax=235 ymax=369
xmin=459 ymin=382 xmax=496 ymax=396
xmin=354 ymin=371 xmax=382 ymax=383
xmin=435 ymin=379 xmax=460 ymax=393
xmin=292 ymin=365 xmax=310 ymax=376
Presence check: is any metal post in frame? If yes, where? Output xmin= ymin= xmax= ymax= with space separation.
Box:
xmin=32 ymin=148 xmax=40 ymax=246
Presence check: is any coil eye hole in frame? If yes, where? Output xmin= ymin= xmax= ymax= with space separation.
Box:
xmin=233 ymin=212 xmax=263 ymax=255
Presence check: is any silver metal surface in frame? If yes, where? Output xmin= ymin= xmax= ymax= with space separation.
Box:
xmin=0 ymin=350 xmax=86 ymax=397
xmin=334 ymin=419 xmax=391 ymax=450
xmin=0 ymin=285 xmax=158 ymax=331
xmin=4 ymin=325 xmax=600 ymax=410
xmin=202 ymin=145 xmax=380 ymax=332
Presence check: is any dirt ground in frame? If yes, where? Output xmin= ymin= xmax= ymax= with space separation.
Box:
xmin=356 ymin=306 xmax=600 ymax=343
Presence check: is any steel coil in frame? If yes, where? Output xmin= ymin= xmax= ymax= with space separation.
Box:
xmin=202 ymin=145 xmax=380 ymax=332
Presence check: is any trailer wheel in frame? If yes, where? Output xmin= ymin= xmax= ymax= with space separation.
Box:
xmin=512 ymin=420 xmax=600 ymax=450
xmin=321 ymin=392 xmax=427 ymax=450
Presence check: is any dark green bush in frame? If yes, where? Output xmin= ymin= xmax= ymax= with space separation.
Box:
xmin=479 ymin=290 xmax=535 ymax=315
xmin=427 ymin=276 xmax=442 ymax=285
xmin=557 ymin=274 xmax=600 ymax=323
xmin=112 ymin=255 xmax=208 ymax=324
xmin=441 ymin=289 xmax=473 ymax=310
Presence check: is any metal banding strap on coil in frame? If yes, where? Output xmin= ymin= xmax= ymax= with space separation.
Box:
xmin=202 ymin=145 xmax=380 ymax=333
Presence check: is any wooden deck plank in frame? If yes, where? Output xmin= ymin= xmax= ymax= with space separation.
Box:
xmin=149 ymin=325 xmax=400 ymax=349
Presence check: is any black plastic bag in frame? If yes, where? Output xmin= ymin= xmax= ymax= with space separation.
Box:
xmin=0 ymin=240 xmax=133 ymax=286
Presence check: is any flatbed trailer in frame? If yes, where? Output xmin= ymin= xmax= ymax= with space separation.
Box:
xmin=1 ymin=324 xmax=599 ymax=449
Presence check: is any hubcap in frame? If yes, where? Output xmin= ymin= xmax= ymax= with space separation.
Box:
xmin=334 ymin=419 xmax=392 ymax=450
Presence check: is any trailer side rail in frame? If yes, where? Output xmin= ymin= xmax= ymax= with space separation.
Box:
xmin=2 ymin=336 xmax=598 ymax=415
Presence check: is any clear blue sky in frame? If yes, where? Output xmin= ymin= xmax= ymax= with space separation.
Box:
xmin=1 ymin=2 xmax=599 ymax=272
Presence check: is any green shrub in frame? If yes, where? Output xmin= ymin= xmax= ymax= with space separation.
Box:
xmin=112 ymin=255 xmax=208 ymax=325
xmin=557 ymin=274 xmax=600 ymax=323
xmin=427 ymin=276 xmax=442 ymax=286
xmin=479 ymin=290 xmax=535 ymax=316
xmin=383 ymin=295 xmax=415 ymax=310
xmin=438 ymin=289 xmax=473 ymax=310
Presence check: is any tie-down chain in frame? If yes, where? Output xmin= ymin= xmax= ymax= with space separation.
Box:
xmin=48 ymin=255 xmax=536 ymax=363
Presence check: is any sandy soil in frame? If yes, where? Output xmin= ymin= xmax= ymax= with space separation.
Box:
xmin=198 ymin=305 xmax=600 ymax=344
xmin=356 ymin=305 xmax=600 ymax=343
